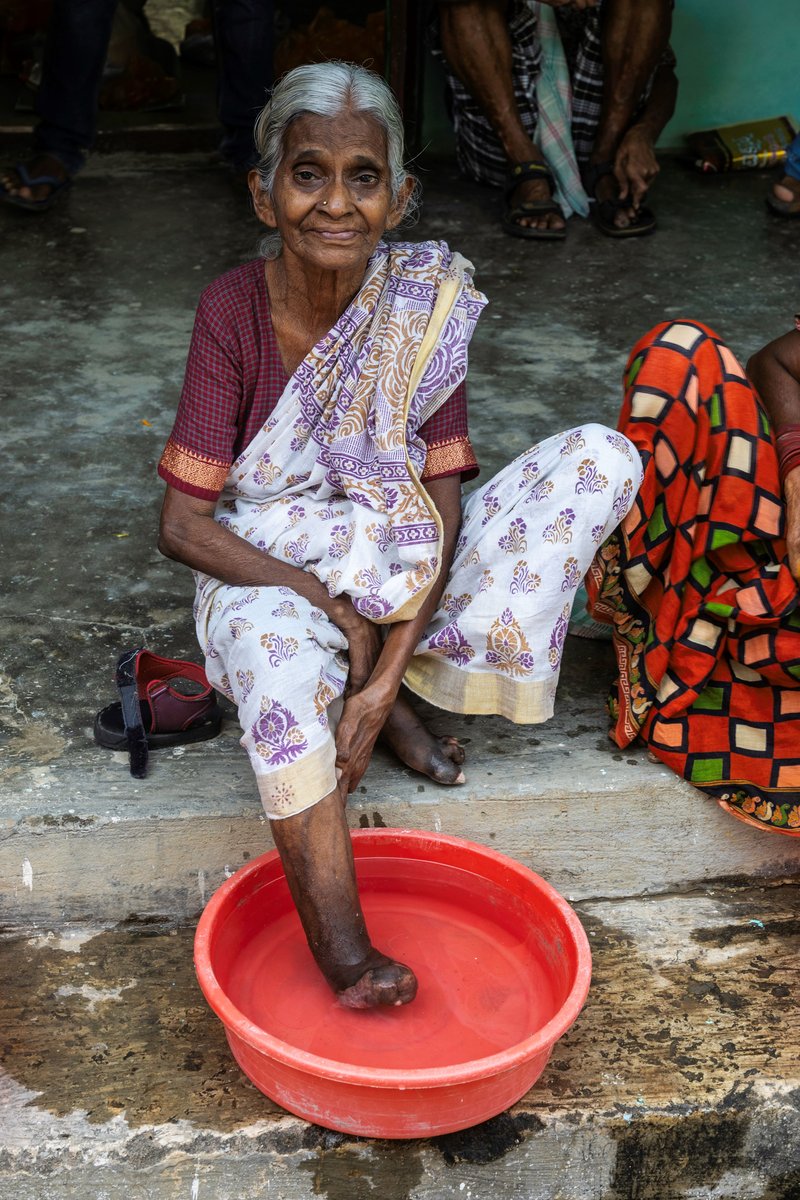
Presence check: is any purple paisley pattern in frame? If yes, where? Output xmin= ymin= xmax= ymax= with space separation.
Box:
xmin=548 ymin=604 xmax=571 ymax=670
xmin=252 ymin=701 xmax=308 ymax=766
xmin=543 ymin=508 xmax=576 ymax=545
xmin=353 ymin=592 xmax=393 ymax=619
xmin=260 ymin=633 xmax=299 ymax=667
xmin=574 ymin=459 xmax=609 ymax=495
xmin=428 ymin=622 xmax=476 ymax=667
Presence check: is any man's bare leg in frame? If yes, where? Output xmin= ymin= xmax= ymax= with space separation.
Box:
xmin=589 ymin=0 xmax=674 ymax=229
xmin=270 ymin=788 xmax=417 ymax=1008
xmin=438 ymin=0 xmax=565 ymax=234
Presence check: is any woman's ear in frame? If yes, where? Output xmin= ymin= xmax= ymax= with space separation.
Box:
xmin=385 ymin=176 xmax=416 ymax=231
xmin=249 ymin=170 xmax=277 ymax=228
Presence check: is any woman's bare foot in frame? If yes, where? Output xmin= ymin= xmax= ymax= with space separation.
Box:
xmin=768 ymin=175 xmax=800 ymax=217
xmin=270 ymin=791 xmax=420 ymax=1009
xmin=335 ymin=948 xmax=418 ymax=1009
xmin=381 ymin=689 xmax=466 ymax=785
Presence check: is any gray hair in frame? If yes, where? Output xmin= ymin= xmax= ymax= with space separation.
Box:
xmin=252 ymin=61 xmax=418 ymax=254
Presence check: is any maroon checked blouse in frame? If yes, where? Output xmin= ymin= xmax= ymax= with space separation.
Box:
xmin=159 ymin=259 xmax=479 ymax=501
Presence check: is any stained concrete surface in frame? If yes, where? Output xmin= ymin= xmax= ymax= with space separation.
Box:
xmin=2 ymin=155 xmax=800 ymax=1196
xmin=1 ymin=881 xmax=798 ymax=1197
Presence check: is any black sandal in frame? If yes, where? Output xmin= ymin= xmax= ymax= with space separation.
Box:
xmin=94 ymin=648 xmax=223 ymax=778
xmin=582 ymin=160 xmax=656 ymax=238
xmin=502 ymin=160 xmax=566 ymax=241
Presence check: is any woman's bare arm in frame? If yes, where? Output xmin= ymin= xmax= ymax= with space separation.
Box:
xmin=747 ymin=330 xmax=800 ymax=430
xmin=747 ymin=329 xmax=800 ymax=580
xmin=158 ymin=486 xmax=381 ymax=681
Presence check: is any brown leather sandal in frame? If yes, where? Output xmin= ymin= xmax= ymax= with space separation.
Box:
xmin=93 ymin=648 xmax=223 ymax=778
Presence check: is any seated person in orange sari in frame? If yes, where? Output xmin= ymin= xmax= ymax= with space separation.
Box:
xmin=587 ymin=315 xmax=800 ymax=835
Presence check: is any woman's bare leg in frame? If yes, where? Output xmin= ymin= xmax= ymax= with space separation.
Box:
xmin=438 ymin=0 xmax=564 ymax=233
xmin=270 ymin=788 xmax=417 ymax=1008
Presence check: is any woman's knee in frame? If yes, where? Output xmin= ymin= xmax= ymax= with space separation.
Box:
xmin=578 ymin=422 xmax=643 ymax=502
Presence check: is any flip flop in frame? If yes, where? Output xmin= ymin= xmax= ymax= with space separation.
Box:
xmin=502 ymin=161 xmax=566 ymax=241
xmin=0 ymin=162 xmax=72 ymax=212
xmin=94 ymin=648 xmax=223 ymax=778
xmin=583 ymin=161 xmax=656 ymax=239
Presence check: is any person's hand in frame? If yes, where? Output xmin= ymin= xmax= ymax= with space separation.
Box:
xmin=328 ymin=596 xmax=383 ymax=695
xmin=613 ymin=126 xmax=659 ymax=211
xmin=334 ymin=684 xmax=394 ymax=795
xmin=784 ymin=468 xmax=800 ymax=582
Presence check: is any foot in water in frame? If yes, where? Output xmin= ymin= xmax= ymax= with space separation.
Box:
xmin=381 ymin=689 xmax=466 ymax=785
xmin=335 ymin=948 xmax=418 ymax=1009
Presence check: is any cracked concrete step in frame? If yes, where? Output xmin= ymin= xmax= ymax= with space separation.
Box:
xmin=4 ymin=641 xmax=799 ymax=925
xmin=1 ymin=882 xmax=797 ymax=1199
xmin=7 ymin=640 xmax=800 ymax=925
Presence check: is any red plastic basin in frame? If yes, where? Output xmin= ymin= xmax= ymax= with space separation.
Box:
xmin=194 ymin=829 xmax=591 ymax=1138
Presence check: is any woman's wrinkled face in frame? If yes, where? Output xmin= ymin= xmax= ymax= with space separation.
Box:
xmin=250 ymin=110 xmax=411 ymax=274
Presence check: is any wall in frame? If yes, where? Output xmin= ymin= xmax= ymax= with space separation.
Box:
xmin=662 ymin=0 xmax=797 ymax=148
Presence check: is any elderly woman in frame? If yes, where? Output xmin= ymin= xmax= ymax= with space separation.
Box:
xmin=587 ymin=316 xmax=800 ymax=836
xmin=158 ymin=62 xmax=640 ymax=1007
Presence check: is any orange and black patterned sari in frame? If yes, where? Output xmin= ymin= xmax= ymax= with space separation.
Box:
xmin=587 ymin=319 xmax=800 ymax=836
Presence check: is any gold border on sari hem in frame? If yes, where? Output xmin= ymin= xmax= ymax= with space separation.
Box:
xmin=403 ymin=655 xmax=558 ymax=725
xmin=252 ymin=738 xmax=337 ymax=819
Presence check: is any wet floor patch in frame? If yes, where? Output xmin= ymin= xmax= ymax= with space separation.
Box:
xmin=0 ymin=917 xmax=277 ymax=1132
xmin=0 ymin=882 xmax=797 ymax=1152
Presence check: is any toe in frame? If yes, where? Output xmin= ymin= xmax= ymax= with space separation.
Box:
xmin=429 ymin=748 xmax=466 ymax=785
xmin=440 ymin=736 xmax=466 ymax=766
xmin=338 ymin=962 xmax=418 ymax=1009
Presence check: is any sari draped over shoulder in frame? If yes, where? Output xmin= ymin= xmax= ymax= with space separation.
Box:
xmin=195 ymin=240 xmax=487 ymax=634
xmin=184 ymin=239 xmax=639 ymax=820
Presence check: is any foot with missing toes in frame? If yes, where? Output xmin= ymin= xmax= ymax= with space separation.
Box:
xmin=381 ymin=688 xmax=466 ymax=785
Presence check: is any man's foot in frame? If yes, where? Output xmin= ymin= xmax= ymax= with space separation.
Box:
xmin=0 ymin=155 xmax=72 ymax=212
xmin=336 ymin=949 xmax=418 ymax=1009
xmin=381 ymin=690 xmax=466 ymax=785
xmin=767 ymin=174 xmax=800 ymax=218
xmin=584 ymin=159 xmax=656 ymax=238
xmin=593 ymin=170 xmax=639 ymax=230
xmin=503 ymin=160 xmax=566 ymax=239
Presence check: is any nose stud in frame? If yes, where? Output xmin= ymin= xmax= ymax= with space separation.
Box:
xmin=322 ymin=199 xmax=328 ymax=206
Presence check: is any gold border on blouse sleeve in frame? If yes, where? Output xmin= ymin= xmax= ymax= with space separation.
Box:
xmin=159 ymin=440 xmax=230 ymax=493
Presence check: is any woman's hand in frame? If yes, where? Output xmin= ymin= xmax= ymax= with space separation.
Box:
xmin=334 ymin=682 xmax=394 ymax=795
xmin=784 ymin=468 xmax=800 ymax=582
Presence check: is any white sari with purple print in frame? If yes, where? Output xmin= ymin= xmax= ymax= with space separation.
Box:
xmin=194 ymin=241 xmax=641 ymax=818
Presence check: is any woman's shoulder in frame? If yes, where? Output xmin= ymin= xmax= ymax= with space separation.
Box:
xmin=196 ymin=259 xmax=266 ymax=329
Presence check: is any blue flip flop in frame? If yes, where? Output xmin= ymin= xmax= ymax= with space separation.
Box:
xmin=0 ymin=162 xmax=72 ymax=212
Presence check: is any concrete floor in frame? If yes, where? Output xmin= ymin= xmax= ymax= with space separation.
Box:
xmin=2 ymin=156 xmax=800 ymax=1197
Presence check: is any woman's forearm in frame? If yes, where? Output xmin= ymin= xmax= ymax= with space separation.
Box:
xmin=159 ymin=492 xmax=345 ymax=619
